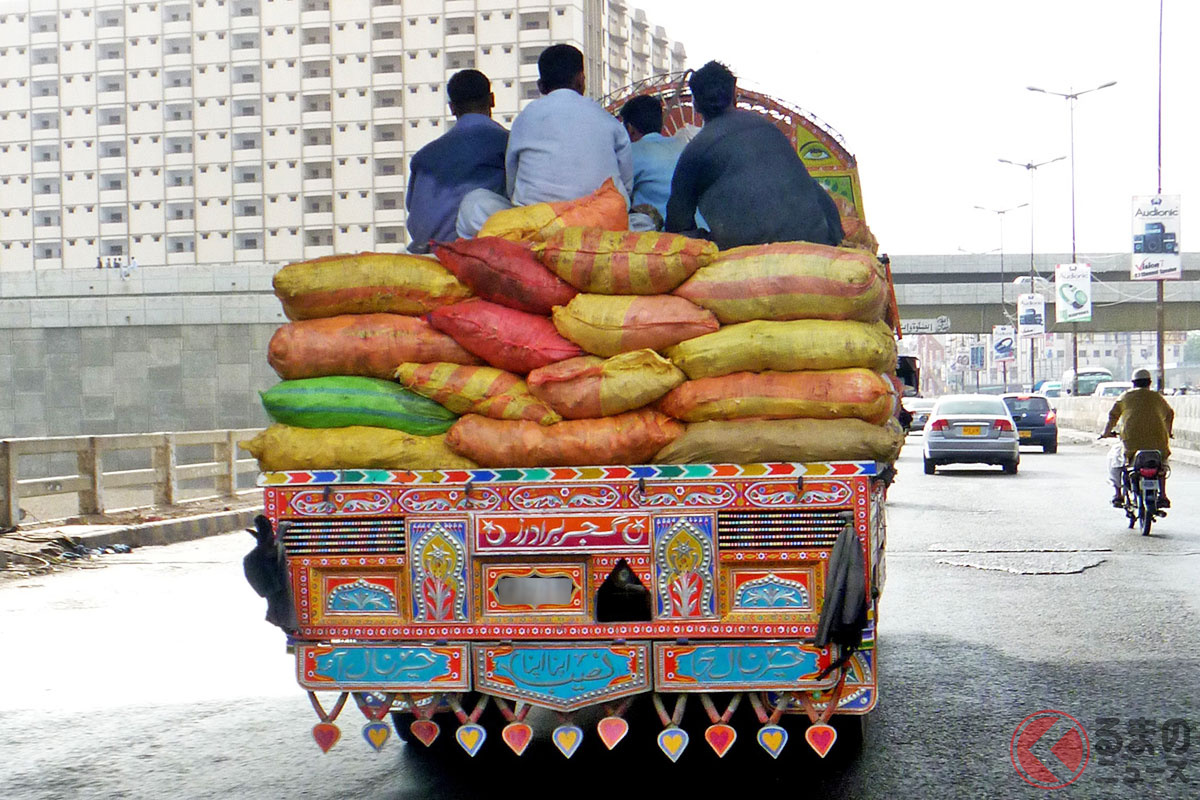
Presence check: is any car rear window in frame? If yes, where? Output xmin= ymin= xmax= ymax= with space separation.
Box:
xmin=1003 ymin=396 xmax=1050 ymax=414
xmin=936 ymin=398 xmax=1008 ymax=415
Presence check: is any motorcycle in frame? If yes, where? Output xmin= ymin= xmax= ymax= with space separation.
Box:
xmin=1105 ymin=440 xmax=1167 ymax=536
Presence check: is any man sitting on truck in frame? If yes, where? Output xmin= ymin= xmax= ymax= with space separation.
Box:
xmin=456 ymin=44 xmax=634 ymax=238
xmin=405 ymin=70 xmax=509 ymax=253
xmin=665 ymin=61 xmax=844 ymax=250
xmin=620 ymin=94 xmax=686 ymax=224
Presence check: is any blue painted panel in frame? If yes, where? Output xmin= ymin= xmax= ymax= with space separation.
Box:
xmin=308 ymin=646 xmax=462 ymax=687
xmin=659 ymin=643 xmax=823 ymax=689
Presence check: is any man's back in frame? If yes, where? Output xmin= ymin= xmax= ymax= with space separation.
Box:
xmin=1111 ymin=387 xmax=1174 ymax=458
xmin=506 ymin=88 xmax=632 ymax=206
xmin=406 ymin=115 xmax=508 ymax=251
xmin=666 ymin=110 xmax=842 ymax=250
xmin=630 ymin=132 xmax=687 ymax=219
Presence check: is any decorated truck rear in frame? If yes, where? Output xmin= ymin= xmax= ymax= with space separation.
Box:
xmin=240 ymin=74 xmax=903 ymax=763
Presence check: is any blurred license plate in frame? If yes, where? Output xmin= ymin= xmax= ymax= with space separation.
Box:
xmin=1019 ymin=430 xmax=1032 ymax=439
xmin=961 ymin=426 xmax=983 ymax=436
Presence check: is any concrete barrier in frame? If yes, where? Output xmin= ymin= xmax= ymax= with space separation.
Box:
xmin=1056 ymin=395 xmax=1200 ymax=449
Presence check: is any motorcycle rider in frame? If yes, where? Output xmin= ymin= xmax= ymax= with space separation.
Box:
xmin=1101 ymin=368 xmax=1174 ymax=507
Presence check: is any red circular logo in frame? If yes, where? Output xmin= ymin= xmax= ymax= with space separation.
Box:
xmin=1010 ymin=710 xmax=1091 ymax=789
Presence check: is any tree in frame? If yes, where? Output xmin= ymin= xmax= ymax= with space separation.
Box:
xmin=1185 ymin=332 xmax=1200 ymax=364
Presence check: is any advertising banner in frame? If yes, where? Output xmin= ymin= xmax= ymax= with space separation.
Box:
xmin=1017 ymin=294 xmax=1045 ymax=337
xmin=1054 ymin=263 xmax=1092 ymax=323
xmin=992 ymin=325 xmax=1016 ymax=363
xmin=1131 ymin=195 xmax=1181 ymax=280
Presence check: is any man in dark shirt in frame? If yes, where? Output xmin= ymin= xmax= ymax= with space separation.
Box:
xmin=665 ymin=61 xmax=844 ymax=250
xmin=405 ymin=70 xmax=508 ymax=252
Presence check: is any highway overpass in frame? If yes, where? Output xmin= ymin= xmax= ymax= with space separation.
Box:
xmin=891 ymin=251 xmax=1200 ymax=334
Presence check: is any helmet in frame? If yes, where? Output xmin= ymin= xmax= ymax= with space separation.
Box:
xmin=1132 ymin=368 xmax=1152 ymax=382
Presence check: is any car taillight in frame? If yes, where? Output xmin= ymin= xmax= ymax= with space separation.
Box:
xmin=1139 ymin=467 xmax=1159 ymax=478
xmin=1044 ymin=409 xmax=1057 ymax=424
xmin=994 ymin=418 xmax=1014 ymax=431
xmin=930 ymin=419 xmax=949 ymax=431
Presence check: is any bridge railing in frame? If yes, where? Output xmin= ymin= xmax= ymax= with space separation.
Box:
xmin=0 ymin=429 xmax=261 ymax=528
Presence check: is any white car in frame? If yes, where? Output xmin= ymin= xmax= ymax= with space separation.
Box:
xmin=1093 ymin=381 xmax=1133 ymax=398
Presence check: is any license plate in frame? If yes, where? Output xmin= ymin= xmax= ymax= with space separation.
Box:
xmin=961 ymin=426 xmax=983 ymax=436
xmin=1019 ymin=430 xmax=1032 ymax=439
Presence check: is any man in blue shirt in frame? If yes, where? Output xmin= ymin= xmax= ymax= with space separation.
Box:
xmin=619 ymin=95 xmax=685 ymax=223
xmin=405 ymin=70 xmax=508 ymax=253
xmin=456 ymin=45 xmax=633 ymax=238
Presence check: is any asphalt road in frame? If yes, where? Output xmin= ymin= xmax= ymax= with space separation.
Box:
xmin=1 ymin=438 xmax=1198 ymax=800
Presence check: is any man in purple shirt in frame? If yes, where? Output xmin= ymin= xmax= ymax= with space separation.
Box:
xmin=405 ymin=70 xmax=508 ymax=253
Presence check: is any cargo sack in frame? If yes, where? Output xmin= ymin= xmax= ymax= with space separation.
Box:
xmin=260 ymin=376 xmax=458 ymax=435
xmin=240 ymin=424 xmax=477 ymax=471
xmin=653 ymin=418 xmax=905 ymax=465
xmin=273 ymin=252 xmax=472 ymax=320
xmin=552 ymin=294 xmax=719 ymax=357
xmin=477 ymin=178 xmax=629 ymax=243
xmin=673 ymin=242 xmax=888 ymax=324
xmin=445 ymin=410 xmax=684 ymax=468
xmin=433 ymin=237 xmax=577 ymax=315
xmin=658 ymin=369 xmax=897 ymax=425
xmin=429 ymin=298 xmax=584 ymax=374
xmin=535 ymin=228 xmax=718 ymax=295
xmin=394 ymin=362 xmax=561 ymax=425
xmin=527 ymin=349 xmax=686 ymax=419
xmin=268 ymin=314 xmax=482 ymax=381
xmin=666 ymin=319 xmax=897 ymax=380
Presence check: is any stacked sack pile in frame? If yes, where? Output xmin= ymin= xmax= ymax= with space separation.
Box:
xmin=241 ymin=178 xmax=904 ymax=471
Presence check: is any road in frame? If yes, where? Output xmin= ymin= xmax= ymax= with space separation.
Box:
xmin=1 ymin=438 xmax=1198 ymax=799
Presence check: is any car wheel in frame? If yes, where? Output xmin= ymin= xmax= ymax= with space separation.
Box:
xmin=1043 ymin=441 xmax=1057 ymax=454
xmin=923 ymin=457 xmax=936 ymax=475
xmin=1002 ymin=460 xmax=1018 ymax=475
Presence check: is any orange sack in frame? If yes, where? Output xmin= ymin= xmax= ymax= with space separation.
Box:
xmin=535 ymin=228 xmax=718 ymax=294
xmin=527 ymin=349 xmax=685 ymax=419
xmin=394 ymin=362 xmax=560 ymax=425
xmin=552 ymin=294 xmax=719 ymax=357
xmin=272 ymin=252 xmax=472 ymax=320
xmin=657 ymin=369 xmax=898 ymax=424
xmin=673 ymin=241 xmax=887 ymax=324
xmin=433 ymin=237 xmax=577 ymax=315
xmin=476 ymin=178 xmax=629 ymax=243
xmin=429 ymin=298 xmax=584 ymax=374
xmin=445 ymin=409 xmax=684 ymax=468
xmin=268 ymin=314 xmax=482 ymax=380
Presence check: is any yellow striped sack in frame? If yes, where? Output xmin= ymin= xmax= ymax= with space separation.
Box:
xmin=394 ymin=362 xmax=561 ymax=425
xmin=535 ymin=228 xmax=718 ymax=294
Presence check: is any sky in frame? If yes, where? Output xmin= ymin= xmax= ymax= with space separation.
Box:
xmin=630 ymin=0 xmax=1199 ymax=256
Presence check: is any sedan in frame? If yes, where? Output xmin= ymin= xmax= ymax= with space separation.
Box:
xmin=902 ymin=397 xmax=936 ymax=433
xmin=1001 ymin=393 xmax=1058 ymax=453
xmin=923 ymin=394 xmax=1020 ymax=474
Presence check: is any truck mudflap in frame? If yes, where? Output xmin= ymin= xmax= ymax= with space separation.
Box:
xmin=262 ymin=461 xmax=885 ymax=760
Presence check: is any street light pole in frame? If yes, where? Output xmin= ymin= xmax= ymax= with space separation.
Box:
xmin=974 ymin=203 xmax=1028 ymax=391
xmin=1028 ymin=81 xmax=1117 ymax=394
xmin=999 ymin=156 xmax=1066 ymax=389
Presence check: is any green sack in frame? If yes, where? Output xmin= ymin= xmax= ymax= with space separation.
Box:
xmin=261 ymin=376 xmax=457 ymax=435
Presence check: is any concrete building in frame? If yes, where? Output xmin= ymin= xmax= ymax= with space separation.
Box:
xmin=0 ymin=0 xmax=686 ymax=271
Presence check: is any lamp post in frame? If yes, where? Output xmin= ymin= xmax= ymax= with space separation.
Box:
xmin=973 ymin=204 xmax=1027 ymax=391
xmin=998 ymin=156 xmax=1065 ymax=390
xmin=1027 ymin=81 xmax=1117 ymax=394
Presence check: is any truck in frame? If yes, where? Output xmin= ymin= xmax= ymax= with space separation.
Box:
xmin=245 ymin=74 xmax=898 ymax=764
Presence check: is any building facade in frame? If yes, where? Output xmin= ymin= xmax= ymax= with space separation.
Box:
xmin=0 ymin=0 xmax=686 ymax=271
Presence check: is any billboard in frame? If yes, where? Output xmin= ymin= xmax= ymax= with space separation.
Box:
xmin=1017 ymin=293 xmax=1045 ymax=337
xmin=992 ymin=325 xmax=1015 ymax=363
xmin=1131 ymin=195 xmax=1181 ymax=280
xmin=1055 ymin=263 xmax=1092 ymax=323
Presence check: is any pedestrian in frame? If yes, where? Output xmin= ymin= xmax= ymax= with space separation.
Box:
xmin=95 ymin=255 xmax=103 ymax=269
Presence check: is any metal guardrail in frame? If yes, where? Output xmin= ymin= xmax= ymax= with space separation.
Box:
xmin=0 ymin=429 xmax=261 ymax=528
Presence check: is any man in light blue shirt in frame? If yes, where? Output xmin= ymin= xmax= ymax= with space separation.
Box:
xmin=619 ymin=95 xmax=685 ymax=222
xmin=457 ymin=44 xmax=633 ymax=238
